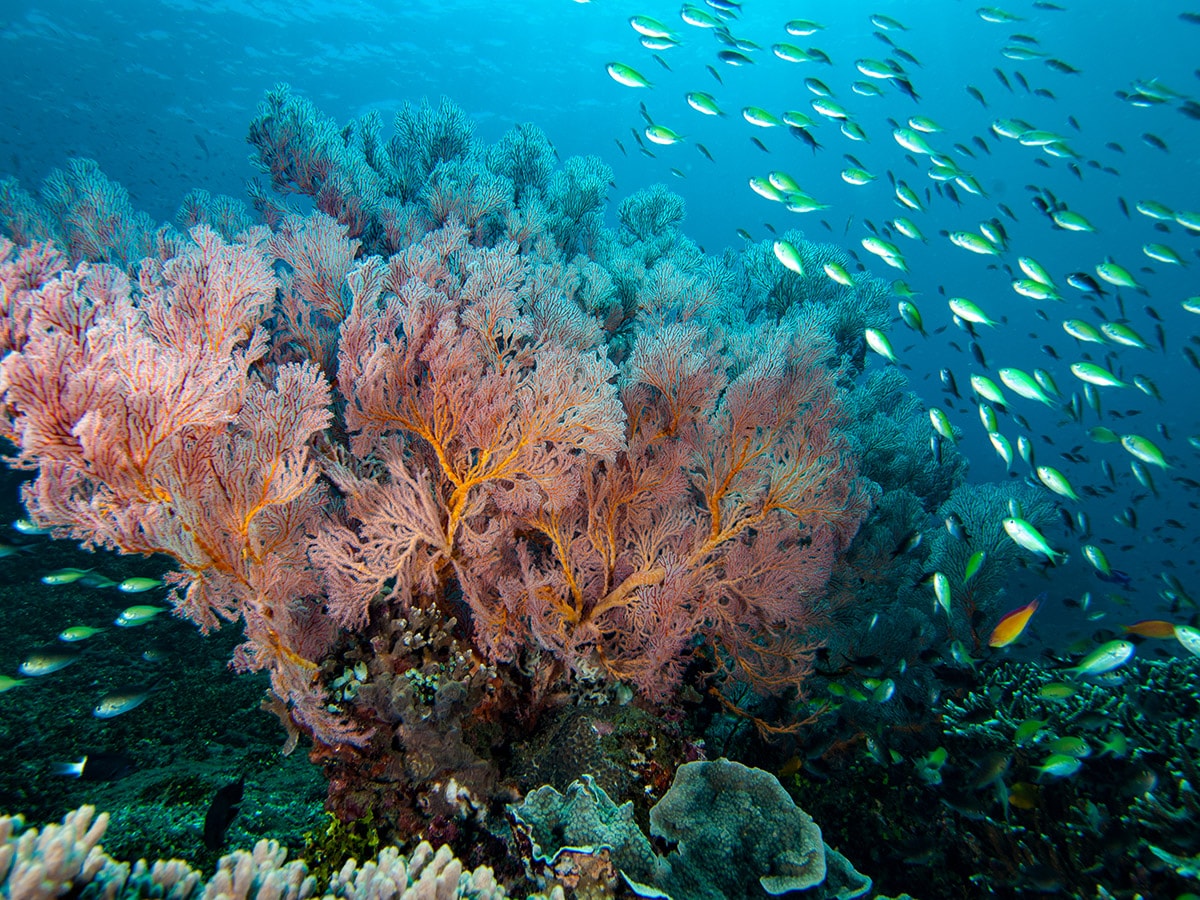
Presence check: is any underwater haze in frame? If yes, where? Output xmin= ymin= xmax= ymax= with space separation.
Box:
xmin=2 ymin=0 xmax=1200 ymax=897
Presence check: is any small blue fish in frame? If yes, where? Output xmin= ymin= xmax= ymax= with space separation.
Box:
xmin=1095 ymin=568 xmax=1131 ymax=587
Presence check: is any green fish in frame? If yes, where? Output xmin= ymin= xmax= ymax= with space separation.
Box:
xmin=865 ymin=328 xmax=898 ymax=363
xmin=1068 ymin=640 xmax=1134 ymax=677
xmin=1101 ymin=322 xmax=1150 ymax=349
xmin=1175 ymin=624 xmax=1200 ymax=657
xmin=773 ymin=240 xmax=805 ymax=275
xmin=743 ymin=106 xmax=782 ymax=128
xmin=971 ymin=374 xmax=1006 ymax=405
xmin=1003 ymin=517 xmax=1064 ymax=562
xmin=1062 ymin=319 xmax=1106 ymax=344
xmin=894 ymin=182 xmax=924 ymax=212
xmin=999 ymin=367 xmax=1053 ymax=405
xmin=1033 ymin=369 xmax=1060 ymax=399
xmin=1087 ymin=425 xmax=1121 ymax=443
xmin=1012 ymin=279 xmax=1061 ymax=301
xmin=989 ymin=432 xmax=1014 ymax=469
xmin=781 ymin=110 xmax=817 ymax=129
xmin=872 ymin=678 xmax=896 ymax=703
xmin=784 ymin=193 xmax=829 ymax=214
xmin=19 ymin=649 xmax=78 ymax=676
xmin=908 ymin=115 xmax=942 ymax=133
xmin=1095 ymin=260 xmax=1141 ymax=290
xmin=41 ymin=568 xmax=94 ymax=586
xmin=893 ymin=127 xmax=936 ymax=155
xmin=1018 ymin=256 xmax=1055 ymax=287
xmin=768 ymin=170 xmax=802 ymax=192
xmin=810 ymin=97 xmax=849 ymax=120
xmin=749 ymin=177 xmax=785 ymax=202
xmin=1121 ymin=434 xmax=1168 ymax=468
xmin=785 ymin=18 xmax=824 ymax=36
xmin=118 ymin=577 xmax=164 ymax=594
xmin=773 ymin=43 xmax=812 ymax=63
xmin=1014 ymin=718 xmax=1048 ymax=745
xmin=685 ymin=92 xmax=724 ymax=116
xmin=629 ymin=15 xmax=676 ymax=39
xmin=823 ymin=262 xmax=853 ymax=286
xmin=1135 ymin=199 xmax=1174 ymax=220
xmin=1096 ymin=733 xmax=1128 ymax=758
xmin=963 ymin=550 xmax=988 ymax=585
xmin=862 ymin=236 xmax=908 ymax=270
xmin=115 ymin=605 xmax=169 ymax=627
xmin=1071 ymin=362 xmax=1127 ymax=388
xmin=1143 ymin=242 xmax=1184 ymax=265
xmin=929 ymin=408 xmax=956 ymax=442
xmin=1036 ymin=466 xmax=1079 ymax=501
xmin=932 ymin=571 xmax=952 ymax=615
xmin=1036 ymin=754 xmax=1082 ymax=780
xmin=979 ymin=6 xmax=1026 ymax=23
xmin=978 ymin=403 xmax=998 ymax=433
xmin=915 ymin=747 xmax=949 ymax=785
xmin=681 ymin=5 xmax=723 ymax=27
xmin=1051 ymin=209 xmax=1094 ymax=232
xmin=1044 ymin=736 xmax=1091 ymax=758
xmin=1036 ymin=682 xmax=1077 ymax=701
xmin=606 ymin=62 xmax=652 ymax=88
xmin=645 ymin=125 xmax=684 ymax=145
xmin=841 ymin=167 xmax=876 ymax=185
xmin=1133 ymin=375 xmax=1162 ymax=402
xmin=898 ymin=300 xmax=925 ymax=334
xmin=1082 ymin=544 xmax=1112 ymax=576
xmin=58 ymin=625 xmax=105 ymax=643
xmin=948 ymin=231 xmax=999 ymax=255
xmin=892 ymin=217 xmax=926 ymax=242
xmin=948 ymin=297 xmax=997 ymax=326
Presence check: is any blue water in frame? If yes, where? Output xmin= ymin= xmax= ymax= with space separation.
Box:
xmin=2 ymin=0 xmax=1200 ymax=892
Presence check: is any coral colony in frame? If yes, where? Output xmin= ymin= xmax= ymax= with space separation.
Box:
xmin=2 ymin=88 xmax=1197 ymax=898
xmin=0 ymin=89 xmax=884 ymax=897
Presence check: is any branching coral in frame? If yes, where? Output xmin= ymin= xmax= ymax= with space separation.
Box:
xmin=936 ymin=657 xmax=1200 ymax=895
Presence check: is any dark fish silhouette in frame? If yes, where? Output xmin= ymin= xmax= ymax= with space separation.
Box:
xmin=203 ymin=776 xmax=245 ymax=851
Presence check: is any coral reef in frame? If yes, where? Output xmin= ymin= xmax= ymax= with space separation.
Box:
xmin=0 ymin=87 xmax=904 ymax=857
xmin=0 ymin=88 xmax=1034 ymax=900
xmin=915 ymin=656 xmax=1199 ymax=895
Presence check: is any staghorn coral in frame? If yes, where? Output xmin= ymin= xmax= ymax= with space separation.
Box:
xmin=932 ymin=656 xmax=1200 ymax=895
